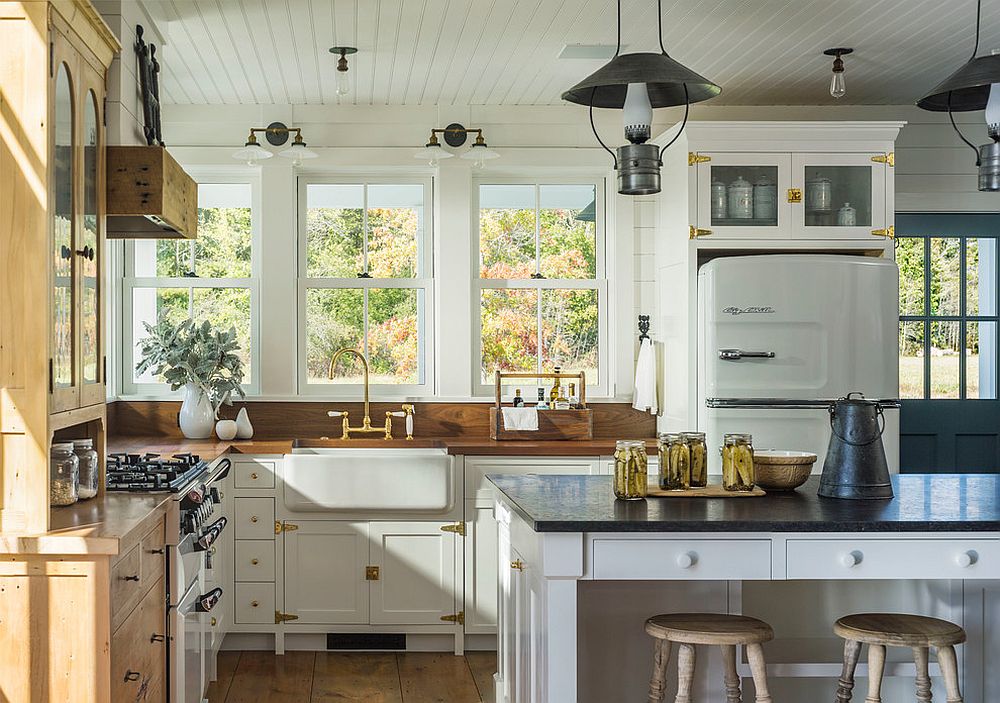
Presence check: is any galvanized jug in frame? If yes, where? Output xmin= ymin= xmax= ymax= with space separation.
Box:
xmin=818 ymin=392 xmax=893 ymax=500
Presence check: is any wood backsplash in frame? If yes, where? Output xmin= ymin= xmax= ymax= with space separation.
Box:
xmin=107 ymin=400 xmax=657 ymax=440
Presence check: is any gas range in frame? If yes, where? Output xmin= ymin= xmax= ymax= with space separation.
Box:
xmin=106 ymin=452 xmax=209 ymax=492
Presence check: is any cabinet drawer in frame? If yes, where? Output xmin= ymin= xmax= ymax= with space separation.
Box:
xmin=235 ymin=497 xmax=275 ymax=539
xmin=111 ymin=576 xmax=166 ymax=703
xmin=140 ymin=521 xmax=166 ymax=587
xmin=110 ymin=544 xmax=143 ymax=629
xmin=592 ymin=539 xmax=772 ymax=580
xmin=235 ymin=582 xmax=276 ymax=624
xmin=235 ymin=539 xmax=276 ymax=582
xmin=786 ymin=539 xmax=1000 ymax=580
xmin=234 ymin=460 xmax=276 ymax=489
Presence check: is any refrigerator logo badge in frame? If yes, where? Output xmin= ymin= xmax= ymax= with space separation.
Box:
xmin=722 ymin=306 xmax=776 ymax=315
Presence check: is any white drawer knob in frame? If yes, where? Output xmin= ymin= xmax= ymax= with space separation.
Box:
xmin=840 ymin=551 xmax=863 ymax=568
xmin=676 ymin=552 xmax=696 ymax=569
xmin=956 ymin=551 xmax=976 ymax=568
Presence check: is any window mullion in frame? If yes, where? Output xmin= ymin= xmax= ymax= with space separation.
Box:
xmin=536 ymin=287 xmax=543 ymax=375
xmin=960 ymin=236 xmax=968 ymax=398
xmin=362 ymin=184 xmax=370 ymax=275
xmin=534 ymin=184 xmax=541 ymax=277
xmin=924 ymin=236 xmax=932 ymax=399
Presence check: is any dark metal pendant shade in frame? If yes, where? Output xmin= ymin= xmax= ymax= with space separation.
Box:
xmin=561 ymin=52 xmax=721 ymax=108
xmin=917 ymin=54 xmax=1000 ymax=111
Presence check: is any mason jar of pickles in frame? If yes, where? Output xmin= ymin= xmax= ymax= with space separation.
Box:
xmin=682 ymin=432 xmax=708 ymax=487
xmin=613 ymin=440 xmax=648 ymax=500
xmin=658 ymin=433 xmax=690 ymax=490
xmin=722 ymin=433 xmax=755 ymax=492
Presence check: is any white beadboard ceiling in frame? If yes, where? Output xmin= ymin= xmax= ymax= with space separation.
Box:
xmin=141 ymin=0 xmax=1000 ymax=107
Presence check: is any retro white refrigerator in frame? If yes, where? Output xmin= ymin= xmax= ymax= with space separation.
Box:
xmin=697 ymin=254 xmax=900 ymax=473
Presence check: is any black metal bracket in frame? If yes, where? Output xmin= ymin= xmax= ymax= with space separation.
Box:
xmin=135 ymin=25 xmax=164 ymax=147
xmin=638 ymin=315 xmax=651 ymax=342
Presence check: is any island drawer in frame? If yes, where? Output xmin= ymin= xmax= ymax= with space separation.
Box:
xmin=234 ymin=460 xmax=276 ymax=489
xmin=235 ymin=539 xmax=276 ymax=581
xmin=592 ymin=539 xmax=772 ymax=580
xmin=785 ymin=539 xmax=1000 ymax=579
xmin=235 ymin=497 xmax=275 ymax=539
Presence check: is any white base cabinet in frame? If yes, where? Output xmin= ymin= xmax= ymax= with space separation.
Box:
xmin=283 ymin=521 xmax=370 ymax=624
xmin=370 ymin=522 xmax=458 ymax=625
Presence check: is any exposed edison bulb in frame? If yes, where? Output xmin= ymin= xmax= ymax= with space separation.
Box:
xmin=830 ymin=71 xmax=846 ymax=99
xmin=623 ymin=82 xmax=652 ymax=144
xmin=987 ymin=82 xmax=1000 ymax=140
xmin=336 ymin=70 xmax=350 ymax=97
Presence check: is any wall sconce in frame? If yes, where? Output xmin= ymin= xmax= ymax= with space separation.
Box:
xmin=413 ymin=123 xmax=500 ymax=168
xmin=232 ymin=122 xmax=318 ymax=166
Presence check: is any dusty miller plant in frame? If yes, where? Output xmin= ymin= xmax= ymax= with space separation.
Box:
xmin=136 ymin=319 xmax=246 ymax=413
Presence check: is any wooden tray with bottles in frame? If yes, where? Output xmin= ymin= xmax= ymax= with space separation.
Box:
xmin=490 ymin=370 xmax=593 ymax=441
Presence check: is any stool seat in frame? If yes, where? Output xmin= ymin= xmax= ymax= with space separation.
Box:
xmin=834 ymin=613 xmax=967 ymax=648
xmin=645 ymin=613 xmax=774 ymax=646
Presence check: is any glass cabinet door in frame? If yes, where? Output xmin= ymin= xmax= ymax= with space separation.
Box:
xmin=80 ymin=86 xmax=102 ymax=405
xmin=51 ymin=62 xmax=77 ymax=410
xmin=696 ymin=153 xmax=792 ymax=239
xmin=792 ymin=153 xmax=887 ymax=240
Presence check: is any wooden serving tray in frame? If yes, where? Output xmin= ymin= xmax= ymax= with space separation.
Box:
xmin=489 ymin=407 xmax=593 ymax=441
xmin=647 ymin=484 xmax=767 ymax=498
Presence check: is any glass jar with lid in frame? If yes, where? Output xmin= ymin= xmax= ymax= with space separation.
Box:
xmin=682 ymin=432 xmax=708 ymax=487
xmin=613 ymin=440 xmax=648 ymax=500
xmin=727 ymin=175 xmax=753 ymax=219
xmin=50 ymin=442 xmax=79 ymax=506
xmin=722 ymin=433 xmax=755 ymax=492
xmin=658 ymin=433 xmax=690 ymax=490
xmin=72 ymin=438 xmax=99 ymax=500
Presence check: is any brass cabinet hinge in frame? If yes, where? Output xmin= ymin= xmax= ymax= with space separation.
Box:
xmin=688 ymin=152 xmax=711 ymax=166
xmin=366 ymin=565 xmax=380 ymax=581
xmin=511 ymin=559 xmax=526 ymax=571
xmin=871 ymin=226 xmax=895 ymax=239
xmin=689 ymin=225 xmax=712 ymax=239
xmin=275 ymin=521 xmax=300 ymax=534
xmin=871 ymin=152 xmax=895 ymax=167
xmin=440 ymin=522 xmax=465 ymax=536
xmin=787 ymin=188 xmax=803 ymax=203
xmin=440 ymin=611 xmax=465 ymax=625
xmin=275 ymin=610 xmax=300 ymax=624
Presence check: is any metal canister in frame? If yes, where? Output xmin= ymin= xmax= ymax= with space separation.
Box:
xmin=753 ymin=176 xmax=776 ymax=220
xmin=837 ymin=202 xmax=857 ymax=227
xmin=658 ymin=433 xmax=690 ymax=490
xmin=721 ymin=433 xmax=755 ymax=492
xmin=682 ymin=432 xmax=707 ymax=487
xmin=980 ymin=142 xmax=1000 ymax=192
xmin=711 ymin=180 xmax=727 ymax=220
xmin=727 ymin=175 xmax=753 ymax=219
xmin=613 ymin=440 xmax=648 ymax=500
xmin=806 ymin=175 xmax=832 ymax=212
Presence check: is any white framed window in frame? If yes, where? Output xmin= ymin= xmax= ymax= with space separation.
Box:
xmin=297 ymin=178 xmax=434 ymax=395
xmin=474 ymin=180 xmax=608 ymax=397
xmin=121 ymin=180 xmax=261 ymax=396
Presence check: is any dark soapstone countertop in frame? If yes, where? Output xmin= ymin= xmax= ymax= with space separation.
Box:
xmin=486 ymin=474 xmax=1000 ymax=532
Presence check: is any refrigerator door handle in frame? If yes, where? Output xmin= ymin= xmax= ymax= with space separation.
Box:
xmin=718 ymin=349 xmax=776 ymax=361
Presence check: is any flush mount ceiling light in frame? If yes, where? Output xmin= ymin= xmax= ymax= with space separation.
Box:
xmin=232 ymin=122 xmax=317 ymax=166
xmin=413 ymin=123 xmax=500 ymax=168
xmin=561 ymin=0 xmax=720 ymax=195
xmin=824 ymin=47 xmax=853 ymax=99
xmin=329 ymin=46 xmax=358 ymax=97
xmin=917 ymin=0 xmax=1000 ymax=191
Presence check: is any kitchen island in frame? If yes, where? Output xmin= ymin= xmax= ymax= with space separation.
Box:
xmin=489 ymin=474 xmax=1000 ymax=703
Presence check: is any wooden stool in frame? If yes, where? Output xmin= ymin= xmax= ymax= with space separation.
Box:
xmin=834 ymin=613 xmax=967 ymax=703
xmin=644 ymin=613 xmax=774 ymax=703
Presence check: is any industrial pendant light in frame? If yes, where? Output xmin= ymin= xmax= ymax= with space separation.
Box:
xmin=329 ymin=46 xmax=358 ymax=97
xmin=917 ymin=0 xmax=1000 ymax=191
xmin=561 ymin=0 xmax=721 ymax=195
xmin=824 ymin=48 xmax=852 ymax=99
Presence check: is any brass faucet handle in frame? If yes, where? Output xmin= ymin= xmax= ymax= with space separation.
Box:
xmin=327 ymin=410 xmax=348 ymax=418
xmin=402 ymin=404 xmax=415 ymax=440
xmin=328 ymin=410 xmax=350 ymax=440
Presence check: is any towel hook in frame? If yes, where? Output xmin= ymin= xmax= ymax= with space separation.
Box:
xmin=638 ymin=315 xmax=650 ymax=342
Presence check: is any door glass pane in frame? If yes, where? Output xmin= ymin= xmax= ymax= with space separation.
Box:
xmin=896 ymin=238 xmax=925 ymax=315
xmin=967 ymin=321 xmax=997 ymax=399
xmin=195 ymin=184 xmax=252 ymax=278
xmin=930 ymin=238 xmax=961 ymax=315
xmin=367 ymin=185 xmax=423 ymax=278
xmin=709 ymin=166 xmax=778 ymax=227
xmin=82 ymin=91 xmax=99 ymax=385
xmin=368 ymin=288 xmax=420 ymax=384
xmin=539 ymin=185 xmax=596 ymax=279
xmin=480 ymin=185 xmax=536 ymax=278
xmin=131 ymin=288 xmax=190 ymax=383
xmin=306 ymin=185 xmax=364 ymax=278
xmin=192 ymin=288 xmax=252 ymax=382
xmin=803 ymin=166 xmax=872 ymax=227
xmin=305 ymin=288 xmax=364 ymax=383
xmin=540 ymin=289 xmax=599 ymax=382
xmin=966 ymin=237 xmax=997 ymax=316
xmin=899 ymin=321 xmax=924 ymax=399
xmin=53 ymin=65 xmax=74 ymax=389
xmin=481 ymin=288 xmax=538 ymax=381
xmin=930 ymin=321 xmax=961 ymax=398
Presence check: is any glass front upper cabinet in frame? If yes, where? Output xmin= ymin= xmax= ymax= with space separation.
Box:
xmin=80 ymin=87 xmax=102 ymax=405
xmin=51 ymin=62 xmax=76 ymax=410
xmin=695 ymin=154 xmax=793 ymax=239
xmin=792 ymin=153 xmax=888 ymax=240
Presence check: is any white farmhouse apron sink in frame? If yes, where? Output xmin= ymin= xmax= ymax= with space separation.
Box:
xmin=283 ymin=448 xmax=454 ymax=512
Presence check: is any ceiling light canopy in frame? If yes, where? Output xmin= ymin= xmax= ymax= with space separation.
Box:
xmin=233 ymin=122 xmax=317 ymax=166
xmin=561 ymin=0 xmax=720 ymax=196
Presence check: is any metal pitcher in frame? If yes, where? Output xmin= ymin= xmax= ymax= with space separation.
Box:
xmin=818 ymin=393 xmax=893 ymax=500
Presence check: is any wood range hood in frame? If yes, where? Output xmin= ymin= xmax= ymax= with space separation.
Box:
xmin=106 ymin=146 xmax=198 ymax=239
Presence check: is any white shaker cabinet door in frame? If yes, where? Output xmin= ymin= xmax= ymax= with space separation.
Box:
xmin=465 ymin=501 xmax=499 ymax=633
xmin=283 ymin=521 xmax=370 ymax=624
xmin=369 ymin=522 xmax=457 ymax=625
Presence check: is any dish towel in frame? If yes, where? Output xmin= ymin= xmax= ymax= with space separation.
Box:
xmin=632 ymin=337 xmax=658 ymax=415
xmin=501 ymin=407 xmax=539 ymax=431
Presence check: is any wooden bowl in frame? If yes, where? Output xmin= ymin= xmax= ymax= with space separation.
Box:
xmin=753 ymin=451 xmax=817 ymax=491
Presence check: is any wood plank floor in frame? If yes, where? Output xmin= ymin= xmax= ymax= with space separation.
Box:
xmin=207 ymin=651 xmax=497 ymax=703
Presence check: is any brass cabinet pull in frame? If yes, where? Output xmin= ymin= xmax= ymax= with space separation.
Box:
xmin=251 ymin=600 xmax=259 ymax=607
xmin=147 ymin=548 xmax=164 ymax=555
xmin=250 ymin=516 xmax=258 ymax=523
xmin=209 ymin=546 xmax=216 ymax=556
xmin=511 ymin=559 xmax=525 ymax=571
xmin=123 ymin=574 xmax=139 ymax=582
xmin=150 ymin=633 xmax=165 ymax=643
xmin=211 ymin=617 xmax=217 ymax=627
xmin=251 ymin=558 xmax=259 ymax=565
xmin=366 ymin=566 xmax=380 ymax=581
xmin=250 ymin=472 xmax=258 ymax=480
xmin=787 ymin=188 xmax=803 ymax=203
xmin=124 ymin=671 xmax=141 ymax=682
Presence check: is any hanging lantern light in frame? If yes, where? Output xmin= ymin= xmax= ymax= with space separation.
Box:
xmin=561 ymin=0 xmax=721 ymax=195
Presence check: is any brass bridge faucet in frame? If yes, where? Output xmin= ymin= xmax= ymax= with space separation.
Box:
xmin=326 ymin=348 xmax=415 ymax=440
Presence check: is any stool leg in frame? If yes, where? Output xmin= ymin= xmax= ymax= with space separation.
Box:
xmin=836 ymin=639 xmax=863 ymax=702
xmin=722 ymin=644 xmax=742 ymax=703
xmin=865 ymin=644 xmax=886 ymax=703
xmin=937 ymin=645 xmax=963 ymax=703
xmin=647 ymin=638 xmax=672 ymax=703
xmin=745 ymin=643 xmax=772 ymax=703
xmin=913 ymin=646 xmax=932 ymax=702
xmin=674 ymin=643 xmax=696 ymax=703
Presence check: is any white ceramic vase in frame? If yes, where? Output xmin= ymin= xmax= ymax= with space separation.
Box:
xmin=235 ymin=406 xmax=254 ymax=439
xmin=179 ymin=383 xmax=214 ymax=439
xmin=215 ymin=419 xmax=238 ymax=441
